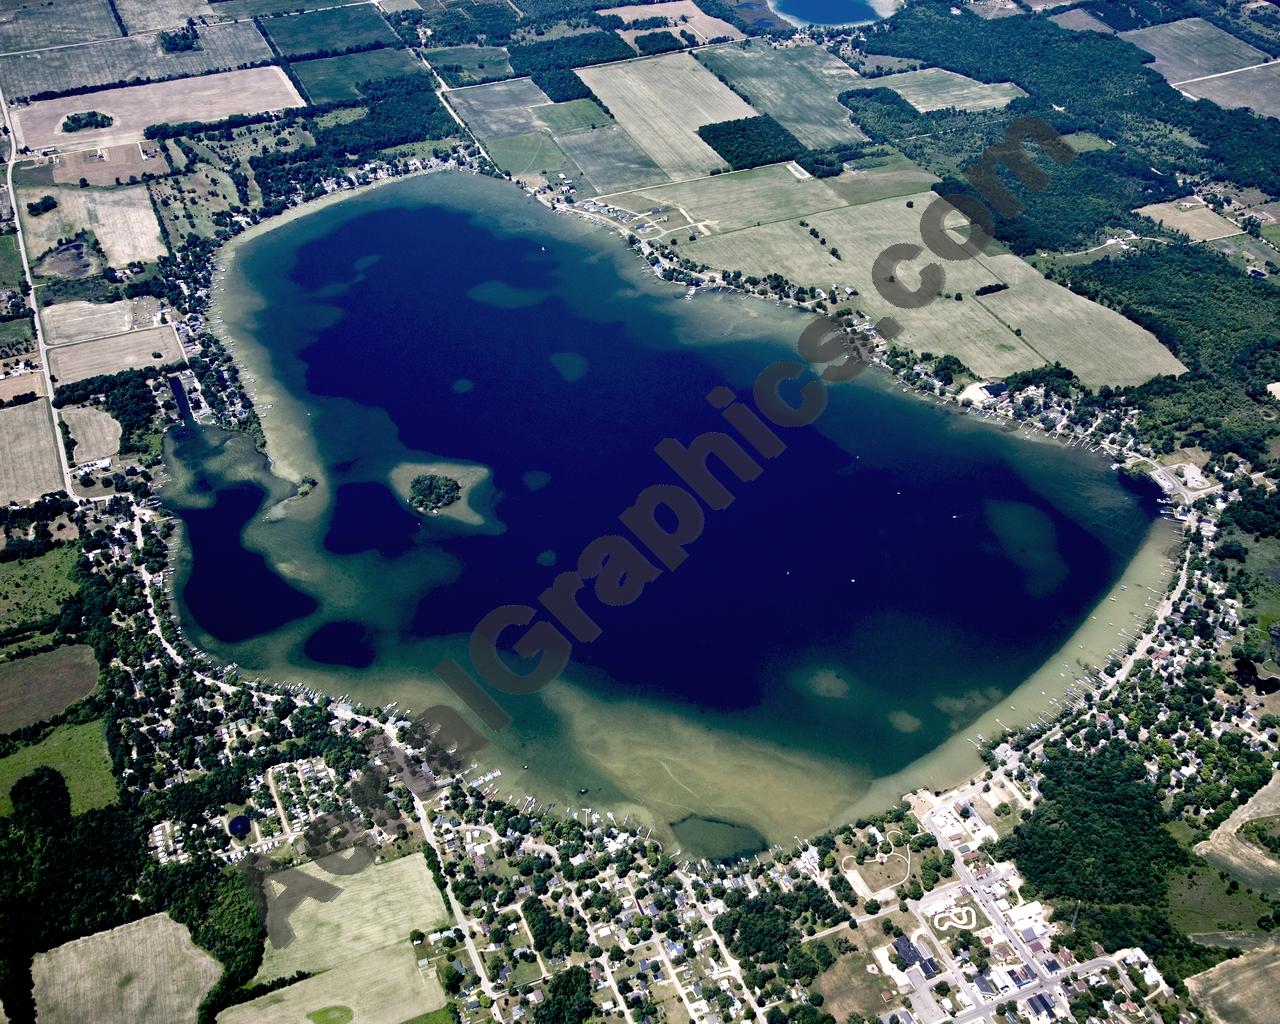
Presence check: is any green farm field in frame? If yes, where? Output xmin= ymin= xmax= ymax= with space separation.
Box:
xmin=486 ymin=132 xmax=583 ymax=182
xmin=535 ymin=98 xmax=611 ymax=135
xmin=0 ymin=719 xmax=115 ymax=815
xmin=696 ymin=41 xmax=867 ymax=149
xmin=556 ymin=124 xmax=668 ymax=194
xmin=292 ymin=48 xmax=426 ymax=104
xmin=262 ymin=5 xmax=399 ymax=58
xmin=0 ymin=543 xmax=79 ymax=634
xmin=0 ymin=644 xmax=97 ymax=733
xmin=0 ymin=232 xmax=24 ymax=289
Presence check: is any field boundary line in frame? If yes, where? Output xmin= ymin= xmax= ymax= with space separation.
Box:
xmin=1170 ymin=58 xmax=1280 ymax=87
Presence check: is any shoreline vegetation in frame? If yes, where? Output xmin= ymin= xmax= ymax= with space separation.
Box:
xmin=391 ymin=460 xmax=498 ymax=530
xmin=203 ymin=167 xmax=1180 ymax=849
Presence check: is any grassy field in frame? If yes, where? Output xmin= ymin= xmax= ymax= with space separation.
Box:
xmin=485 ymin=132 xmax=583 ymax=183
xmin=0 ymin=232 xmax=23 ymax=290
xmin=686 ymin=190 xmax=1183 ymax=386
xmin=212 ymin=0 xmax=356 ymax=15
xmin=63 ymin=404 xmax=122 ymax=463
xmin=0 ymin=0 xmax=120 ymax=54
xmin=12 ymin=67 xmax=304 ymax=152
xmin=1182 ymin=61 xmax=1280 ymax=119
xmin=845 ymin=66 xmax=1027 ymax=113
xmin=0 ymin=645 xmax=97 ymax=733
xmin=1135 ymin=199 xmax=1241 ymax=241
xmin=48 ymin=324 xmax=183 ymax=383
xmin=41 ymin=297 xmax=157 ymax=345
xmin=556 ymin=123 xmax=668 ymax=194
xmin=0 ymin=543 xmax=78 ymax=633
xmin=293 ymin=48 xmax=426 ymax=104
xmin=0 ymin=400 xmax=64 ymax=504
xmin=0 ymin=316 xmax=34 ymax=353
xmin=821 ymin=147 xmax=939 ymax=205
xmin=0 ymin=21 xmax=273 ymax=99
xmin=1049 ymin=8 xmax=1114 ymax=33
xmin=448 ymin=77 xmax=552 ymax=139
xmin=1062 ymin=131 xmax=1113 ymax=153
xmin=535 ymin=98 xmax=611 ymax=135
xmin=0 ymin=719 xmax=115 ymax=814
xmin=228 ymin=946 xmax=446 ymax=1024
xmin=696 ymin=41 xmax=866 ymax=149
xmin=19 ymin=185 xmax=167 ymax=267
xmin=1166 ymin=859 xmax=1272 ymax=933
xmin=1188 ymin=940 xmax=1280 ymax=1024
xmin=262 ymin=6 xmax=398 ymax=58
xmin=32 ymin=913 xmax=220 ymax=1024
xmin=1120 ymin=17 xmax=1267 ymax=84
xmin=422 ymin=44 xmax=512 ymax=84
xmin=112 ymin=0 xmax=208 ymax=34
xmin=255 ymin=854 xmax=449 ymax=982
xmin=810 ymin=928 xmax=905 ymax=1022
xmin=149 ymin=164 xmax=243 ymax=239
xmin=605 ymin=163 xmax=850 ymax=233
xmin=577 ymin=52 xmax=757 ymax=179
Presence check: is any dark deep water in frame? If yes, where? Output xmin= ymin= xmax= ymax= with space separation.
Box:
xmin=164 ymin=174 xmax=1166 ymax=858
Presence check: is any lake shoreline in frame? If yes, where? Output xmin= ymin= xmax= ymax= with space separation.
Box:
xmin=191 ymin=170 xmax=1180 ymax=854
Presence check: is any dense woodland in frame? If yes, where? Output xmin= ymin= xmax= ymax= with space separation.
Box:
xmin=698 ymin=115 xmax=804 ymax=171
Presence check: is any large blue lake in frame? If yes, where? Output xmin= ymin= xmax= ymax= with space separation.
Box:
xmin=165 ymin=174 xmax=1168 ymax=857
xmin=770 ymin=0 xmax=883 ymax=26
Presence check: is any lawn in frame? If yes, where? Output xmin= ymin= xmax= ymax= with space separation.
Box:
xmin=811 ymin=931 xmax=902 ymax=1023
xmin=696 ymin=41 xmax=867 ymax=150
xmin=0 ymin=719 xmax=116 ymax=815
xmin=0 ymin=233 xmax=25 ymax=290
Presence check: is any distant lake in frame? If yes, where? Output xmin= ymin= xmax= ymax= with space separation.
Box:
xmin=167 ymin=173 xmax=1167 ymax=859
xmin=770 ymin=0 xmax=884 ymax=25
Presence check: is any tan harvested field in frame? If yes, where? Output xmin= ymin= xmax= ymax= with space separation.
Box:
xmin=16 ymin=143 xmax=163 ymax=188
xmin=47 ymin=324 xmax=183 ymax=383
xmin=577 ymin=52 xmax=757 ymax=179
xmin=0 ymin=645 xmax=98 ymax=733
xmin=19 ymin=184 xmax=167 ymax=267
xmin=254 ymin=853 xmax=449 ymax=982
xmin=846 ymin=66 xmax=1027 ymax=112
xmin=33 ymin=913 xmax=220 ymax=1024
xmin=0 ymin=400 xmax=63 ymax=503
xmin=1182 ymin=61 xmax=1280 ymax=119
xmin=1137 ymin=198 xmax=1243 ymax=241
xmin=0 ymin=371 xmax=44 ymax=400
xmin=599 ymin=0 xmax=744 ymax=42
xmin=41 ymin=297 xmax=159 ymax=345
xmin=1186 ymin=938 xmax=1280 ymax=1024
xmin=0 ymin=0 xmax=120 ymax=54
xmin=63 ymin=405 xmax=122 ymax=462
xmin=12 ymin=67 xmax=304 ymax=153
xmin=1049 ymin=8 xmax=1114 ymax=33
xmin=686 ymin=191 xmax=1183 ymax=386
xmin=225 ymin=946 xmax=446 ymax=1024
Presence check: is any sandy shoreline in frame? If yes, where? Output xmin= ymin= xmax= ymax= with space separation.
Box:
xmin=767 ymin=0 xmax=901 ymax=28
xmin=200 ymin=169 xmax=1183 ymax=851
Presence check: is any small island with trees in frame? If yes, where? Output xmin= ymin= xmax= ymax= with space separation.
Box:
xmin=408 ymin=473 xmax=461 ymax=514
xmin=61 ymin=111 xmax=113 ymax=133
